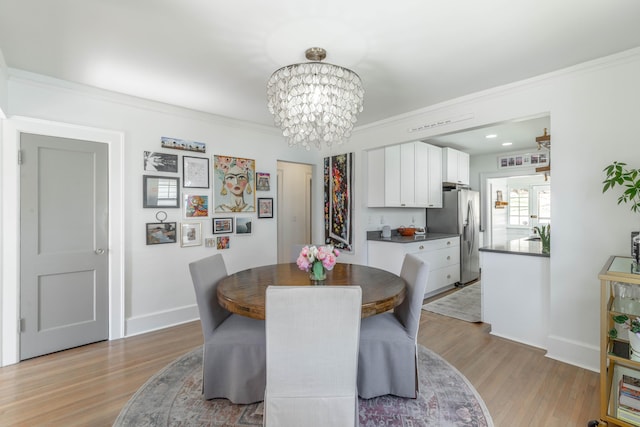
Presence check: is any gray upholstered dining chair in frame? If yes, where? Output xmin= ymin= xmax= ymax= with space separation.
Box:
xmin=263 ymin=286 xmax=362 ymax=427
xmin=357 ymin=253 xmax=430 ymax=399
xmin=189 ymin=254 xmax=266 ymax=404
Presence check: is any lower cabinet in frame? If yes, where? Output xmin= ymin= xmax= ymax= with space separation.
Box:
xmin=368 ymin=236 xmax=460 ymax=297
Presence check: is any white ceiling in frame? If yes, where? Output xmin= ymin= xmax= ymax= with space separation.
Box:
xmin=0 ymin=0 xmax=638 ymax=154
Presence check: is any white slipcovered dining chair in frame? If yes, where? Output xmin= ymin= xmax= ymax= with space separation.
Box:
xmin=263 ymin=286 xmax=362 ymax=427
xmin=357 ymin=253 xmax=430 ymax=399
xmin=188 ymin=254 xmax=266 ymax=404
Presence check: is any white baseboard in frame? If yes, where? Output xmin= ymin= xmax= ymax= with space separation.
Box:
xmin=125 ymin=304 xmax=199 ymax=337
xmin=545 ymin=334 xmax=599 ymax=373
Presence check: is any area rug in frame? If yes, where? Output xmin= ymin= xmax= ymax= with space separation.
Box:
xmin=422 ymin=282 xmax=482 ymax=323
xmin=114 ymin=345 xmax=493 ymax=427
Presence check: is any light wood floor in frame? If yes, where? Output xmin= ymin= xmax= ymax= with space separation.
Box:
xmin=0 ymin=296 xmax=600 ymax=427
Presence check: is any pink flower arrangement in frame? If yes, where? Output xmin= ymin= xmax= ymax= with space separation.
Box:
xmin=296 ymin=245 xmax=340 ymax=274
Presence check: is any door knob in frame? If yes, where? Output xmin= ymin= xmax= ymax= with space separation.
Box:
xmin=95 ymin=248 xmax=105 ymax=255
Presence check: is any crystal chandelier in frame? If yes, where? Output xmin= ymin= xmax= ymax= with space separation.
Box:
xmin=267 ymin=47 xmax=364 ymax=150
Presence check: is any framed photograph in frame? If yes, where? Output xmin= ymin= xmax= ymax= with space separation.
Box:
xmin=146 ymin=222 xmax=177 ymax=245
xmin=497 ymin=151 xmax=549 ymax=170
xmin=143 ymin=175 xmax=180 ymax=208
xmin=257 ymin=197 xmax=273 ymax=218
xmin=213 ymin=217 xmax=234 ymax=234
xmin=217 ymin=236 xmax=230 ymax=250
xmin=144 ymin=151 xmax=178 ymax=172
xmin=184 ymin=194 xmax=209 ymax=218
xmin=235 ymin=217 xmax=252 ymax=235
xmin=213 ymin=155 xmax=256 ymax=213
xmin=161 ymin=136 xmax=206 ymax=153
xmin=183 ymin=156 xmax=210 ymax=188
xmin=256 ymin=172 xmax=270 ymax=191
xmin=181 ymin=222 xmax=202 ymax=247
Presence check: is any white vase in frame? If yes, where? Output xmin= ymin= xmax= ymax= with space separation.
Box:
xmin=629 ymin=330 xmax=640 ymax=361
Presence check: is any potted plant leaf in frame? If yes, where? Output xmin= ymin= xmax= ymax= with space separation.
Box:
xmin=602 ymin=161 xmax=640 ymax=266
xmin=602 ymin=161 xmax=640 ymax=212
xmin=533 ymin=224 xmax=550 ymax=254
xmin=609 ymin=314 xmax=640 ymax=361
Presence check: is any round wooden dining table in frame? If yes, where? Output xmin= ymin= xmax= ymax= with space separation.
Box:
xmin=217 ymin=262 xmax=406 ymax=320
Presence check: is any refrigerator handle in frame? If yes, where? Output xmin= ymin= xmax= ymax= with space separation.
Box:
xmin=466 ymin=200 xmax=475 ymax=254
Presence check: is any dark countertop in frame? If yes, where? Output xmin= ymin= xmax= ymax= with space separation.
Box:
xmin=479 ymin=237 xmax=550 ymax=258
xmin=367 ymin=230 xmax=460 ymax=243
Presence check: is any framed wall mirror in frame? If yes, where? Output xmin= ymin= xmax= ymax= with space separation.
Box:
xmin=143 ymin=175 xmax=180 ymax=208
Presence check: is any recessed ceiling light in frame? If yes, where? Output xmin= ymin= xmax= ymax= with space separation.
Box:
xmin=502 ymin=142 xmax=513 ymax=146
xmin=485 ymin=134 xmax=498 ymax=139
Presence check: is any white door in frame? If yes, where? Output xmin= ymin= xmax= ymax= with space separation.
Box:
xmin=19 ymin=133 xmax=109 ymax=360
xmin=531 ymin=185 xmax=551 ymax=227
xmin=277 ymin=161 xmax=313 ymax=263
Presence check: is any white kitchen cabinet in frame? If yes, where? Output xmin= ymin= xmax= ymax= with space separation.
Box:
xmin=368 ymin=236 xmax=460 ymax=297
xmin=367 ymin=141 xmax=443 ymax=208
xmin=442 ymin=147 xmax=470 ymax=186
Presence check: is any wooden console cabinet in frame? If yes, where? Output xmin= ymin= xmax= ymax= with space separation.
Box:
xmin=597 ymin=256 xmax=640 ymax=426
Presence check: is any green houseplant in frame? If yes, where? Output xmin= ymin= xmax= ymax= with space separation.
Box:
xmin=533 ymin=224 xmax=550 ymax=254
xmin=602 ymin=161 xmax=640 ymax=212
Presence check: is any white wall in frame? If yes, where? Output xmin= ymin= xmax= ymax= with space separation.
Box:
xmin=0 ymin=50 xmax=7 ymax=117
xmin=0 ymin=70 xmax=321 ymax=365
xmin=319 ymin=47 xmax=640 ymax=372
xmin=3 ymin=48 xmax=640 ymax=371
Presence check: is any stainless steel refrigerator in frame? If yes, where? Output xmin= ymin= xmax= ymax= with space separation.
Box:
xmin=427 ymin=188 xmax=480 ymax=284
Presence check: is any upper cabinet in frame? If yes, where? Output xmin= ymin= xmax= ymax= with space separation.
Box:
xmin=367 ymin=141 xmax=443 ymax=208
xmin=442 ymin=147 xmax=470 ymax=186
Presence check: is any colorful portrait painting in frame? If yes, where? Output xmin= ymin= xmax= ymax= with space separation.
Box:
xmin=213 ymin=155 xmax=256 ymax=213
xmin=184 ymin=194 xmax=209 ymax=218
xmin=324 ymin=153 xmax=353 ymax=252
xmin=216 ymin=236 xmax=230 ymax=250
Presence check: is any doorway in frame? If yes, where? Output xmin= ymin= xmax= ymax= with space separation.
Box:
xmin=486 ymin=174 xmax=550 ymax=246
xmin=19 ymin=133 xmax=109 ymax=359
xmin=1 ymin=117 xmax=124 ymax=367
xmin=277 ymin=161 xmax=313 ymax=263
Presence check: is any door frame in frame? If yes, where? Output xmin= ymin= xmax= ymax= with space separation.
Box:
xmin=1 ymin=116 xmax=125 ymax=366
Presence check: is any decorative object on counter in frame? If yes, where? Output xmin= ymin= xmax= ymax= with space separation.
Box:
xmin=381 ymin=225 xmax=391 ymax=238
xmin=398 ymin=226 xmax=425 ymax=237
xmin=296 ymin=244 xmax=340 ymax=284
xmin=533 ymin=224 xmax=551 ymax=254
xmin=266 ymin=47 xmax=364 ymax=150
xmin=398 ymin=226 xmax=416 ymax=237
xmin=602 ymin=161 xmax=640 ymax=269
xmin=324 ymin=153 xmax=353 ymax=252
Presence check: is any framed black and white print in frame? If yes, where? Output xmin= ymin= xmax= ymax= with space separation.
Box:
xmin=143 ymin=175 xmax=180 ymax=208
xmin=183 ymin=156 xmax=210 ymax=188
xmin=257 ymin=198 xmax=273 ymax=218
xmin=181 ymin=222 xmax=202 ymax=247
xmin=144 ymin=151 xmax=178 ymax=172
xmin=146 ymin=222 xmax=177 ymax=245
xmin=213 ymin=217 xmax=234 ymax=234
xmin=235 ymin=217 xmax=252 ymax=235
